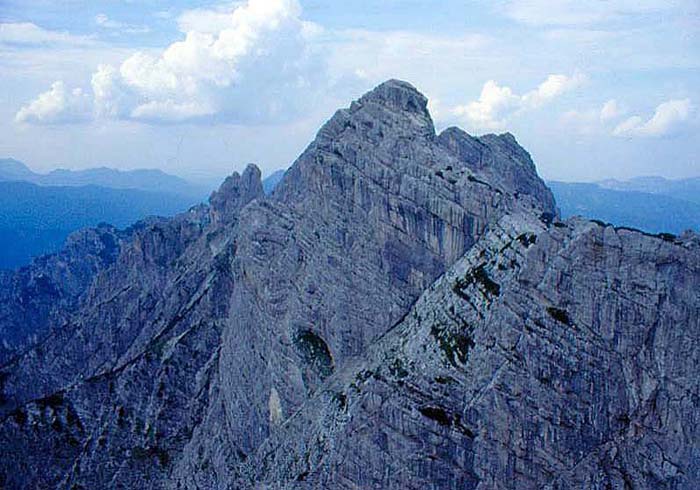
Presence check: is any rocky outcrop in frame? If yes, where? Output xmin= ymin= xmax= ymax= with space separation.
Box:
xmin=209 ymin=163 xmax=264 ymax=225
xmin=437 ymin=127 xmax=557 ymax=214
xmin=1 ymin=80 xmax=696 ymax=490
xmin=0 ymin=224 xmax=129 ymax=364
xmin=249 ymin=214 xmax=700 ymax=489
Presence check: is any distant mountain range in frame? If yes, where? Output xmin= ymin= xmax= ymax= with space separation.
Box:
xmin=2 ymin=155 xmax=697 ymax=270
xmin=262 ymin=169 xmax=286 ymax=194
xmin=0 ymin=158 xmax=207 ymax=198
xmin=596 ymin=176 xmax=700 ymax=205
xmin=549 ymin=178 xmax=700 ymax=234
xmin=0 ymin=159 xmax=211 ymax=270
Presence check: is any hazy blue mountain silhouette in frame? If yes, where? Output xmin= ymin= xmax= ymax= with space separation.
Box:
xmin=262 ymin=169 xmax=286 ymax=194
xmin=0 ymin=158 xmax=207 ymax=198
xmin=4 ymin=156 xmax=697 ymax=269
xmin=550 ymin=181 xmax=700 ymax=234
xmin=596 ymin=175 xmax=700 ymax=206
xmin=0 ymin=159 xmax=208 ymax=269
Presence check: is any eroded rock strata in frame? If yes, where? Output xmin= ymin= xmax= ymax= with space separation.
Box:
xmin=1 ymin=80 xmax=697 ymax=490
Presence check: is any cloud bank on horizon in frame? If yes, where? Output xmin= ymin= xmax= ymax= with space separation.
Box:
xmin=0 ymin=0 xmax=698 ymax=181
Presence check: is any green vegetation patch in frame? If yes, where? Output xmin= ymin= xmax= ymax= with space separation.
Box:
xmin=331 ymin=391 xmax=347 ymax=411
xmin=419 ymin=406 xmax=475 ymax=438
xmin=36 ymin=391 xmax=65 ymax=409
xmin=419 ymin=406 xmax=451 ymax=426
xmin=132 ymin=446 xmax=170 ymax=467
xmin=294 ymin=329 xmax=334 ymax=379
xmin=431 ymin=324 xmax=475 ymax=367
xmin=539 ymin=212 xmax=555 ymax=226
xmin=453 ymin=263 xmax=501 ymax=299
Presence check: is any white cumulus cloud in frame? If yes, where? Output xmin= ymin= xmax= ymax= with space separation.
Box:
xmin=16 ymin=0 xmax=323 ymax=125
xmin=561 ymin=99 xmax=627 ymax=133
xmin=522 ymin=73 xmax=586 ymax=108
xmin=452 ymin=80 xmax=520 ymax=130
xmin=452 ymin=73 xmax=585 ymax=130
xmin=613 ymin=98 xmax=693 ymax=137
xmin=15 ymin=81 xmax=91 ymax=124
xmin=176 ymin=6 xmax=240 ymax=34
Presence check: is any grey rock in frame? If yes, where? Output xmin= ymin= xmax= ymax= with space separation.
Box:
xmin=249 ymin=214 xmax=700 ymax=489
xmin=437 ymin=127 xmax=557 ymax=214
xmin=0 ymin=224 xmax=128 ymax=364
xmin=0 ymin=80 xmax=696 ymax=490
xmin=209 ymin=163 xmax=264 ymax=225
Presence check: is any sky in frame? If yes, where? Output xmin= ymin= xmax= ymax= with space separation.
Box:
xmin=0 ymin=0 xmax=698 ymax=185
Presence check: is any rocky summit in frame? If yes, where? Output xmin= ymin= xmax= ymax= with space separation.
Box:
xmin=0 ymin=80 xmax=697 ymax=490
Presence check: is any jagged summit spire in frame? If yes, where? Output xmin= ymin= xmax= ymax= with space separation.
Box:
xmin=306 ymin=79 xmax=435 ymax=147
xmin=209 ymin=163 xmax=263 ymax=224
xmin=356 ymin=79 xmax=429 ymax=117
xmin=274 ymin=78 xmax=556 ymax=218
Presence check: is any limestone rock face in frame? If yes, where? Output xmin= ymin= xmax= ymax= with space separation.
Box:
xmin=0 ymin=224 xmax=129 ymax=364
xmin=209 ymin=163 xmax=264 ymax=225
xmin=1 ymin=80 xmax=696 ymax=490
xmin=437 ymin=127 xmax=557 ymax=214
xmin=249 ymin=214 xmax=700 ymax=489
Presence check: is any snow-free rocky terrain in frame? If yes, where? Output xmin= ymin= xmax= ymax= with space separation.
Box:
xmin=1 ymin=80 xmax=698 ymax=489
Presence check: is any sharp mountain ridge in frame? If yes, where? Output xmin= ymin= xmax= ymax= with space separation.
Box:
xmin=0 ymin=80 xmax=698 ymax=490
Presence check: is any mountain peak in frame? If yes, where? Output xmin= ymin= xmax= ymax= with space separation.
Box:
xmin=4 ymin=79 xmax=699 ymax=490
xmin=356 ymin=79 xmax=429 ymax=117
xmin=0 ymin=158 xmax=33 ymax=180
xmin=306 ymin=79 xmax=435 ymax=151
xmin=208 ymin=163 xmax=263 ymax=224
